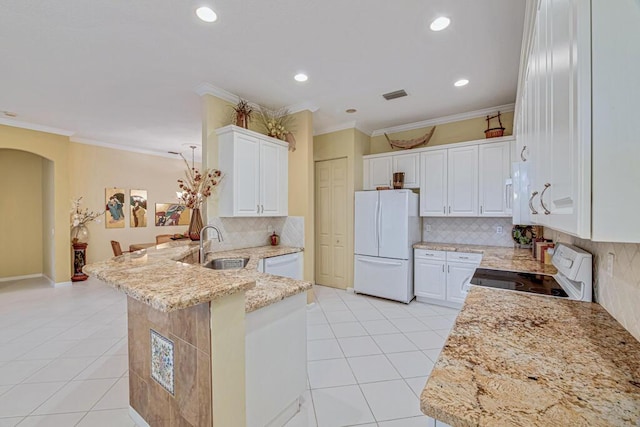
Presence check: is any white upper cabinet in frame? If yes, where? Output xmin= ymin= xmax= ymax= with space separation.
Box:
xmin=447 ymin=145 xmax=479 ymax=217
xmin=479 ymin=141 xmax=512 ymax=217
xmin=514 ymin=0 xmax=640 ymax=239
xmin=364 ymin=156 xmax=392 ymax=189
xmin=217 ymin=125 xmax=288 ymax=217
xmin=392 ymin=153 xmax=420 ymax=189
xmin=419 ymin=150 xmax=448 ymax=216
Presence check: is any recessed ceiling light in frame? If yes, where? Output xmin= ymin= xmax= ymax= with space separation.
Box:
xmin=294 ymin=73 xmax=308 ymax=82
xmin=2 ymin=111 xmax=17 ymax=118
xmin=430 ymin=16 xmax=451 ymax=31
xmin=196 ymin=7 xmax=218 ymax=23
xmin=454 ymin=79 xmax=469 ymax=87
xmin=345 ymin=108 xmax=357 ymax=114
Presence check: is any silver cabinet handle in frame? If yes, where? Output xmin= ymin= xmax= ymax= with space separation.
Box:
xmin=443 ymin=206 xmax=446 ymax=215
xmin=520 ymin=146 xmax=527 ymax=162
xmin=480 ymin=206 xmax=483 ymax=215
xmin=257 ymin=205 xmax=260 ymax=214
xmin=448 ymin=206 xmax=451 ymax=214
xmin=459 ymin=256 xmax=469 ymax=259
xmin=529 ymin=191 xmax=539 ymax=215
xmin=447 ymin=265 xmax=450 ymax=273
xmin=540 ymin=183 xmax=551 ymax=215
xmin=261 ymin=205 xmax=264 ymax=214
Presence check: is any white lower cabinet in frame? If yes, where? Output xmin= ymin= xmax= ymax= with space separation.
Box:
xmin=414 ymin=249 xmax=481 ymax=308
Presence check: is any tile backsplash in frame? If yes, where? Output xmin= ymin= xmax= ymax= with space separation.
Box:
xmin=545 ymin=229 xmax=640 ymax=342
xmin=206 ymin=216 xmax=304 ymax=251
xmin=422 ymin=217 xmax=515 ymax=247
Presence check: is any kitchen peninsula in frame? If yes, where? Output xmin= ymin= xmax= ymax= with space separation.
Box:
xmin=84 ymin=240 xmax=312 ymax=427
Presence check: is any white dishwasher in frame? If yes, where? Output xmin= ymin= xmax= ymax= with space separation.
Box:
xmin=262 ymin=252 xmax=303 ymax=280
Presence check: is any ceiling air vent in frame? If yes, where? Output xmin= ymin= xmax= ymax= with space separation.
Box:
xmin=382 ymin=89 xmax=408 ymax=100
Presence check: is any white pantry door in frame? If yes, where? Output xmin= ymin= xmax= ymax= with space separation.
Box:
xmin=315 ymin=158 xmax=348 ymax=288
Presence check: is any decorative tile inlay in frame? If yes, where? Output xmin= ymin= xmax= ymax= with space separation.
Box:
xmin=150 ymin=329 xmax=175 ymax=395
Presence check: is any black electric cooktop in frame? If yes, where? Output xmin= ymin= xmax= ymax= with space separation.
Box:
xmin=470 ymin=269 xmax=569 ymax=298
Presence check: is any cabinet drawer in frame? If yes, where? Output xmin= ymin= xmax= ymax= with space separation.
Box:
xmin=446 ymin=252 xmax=482 ymax=264
xmin=414 ymin=249 xmax=446 ymax=260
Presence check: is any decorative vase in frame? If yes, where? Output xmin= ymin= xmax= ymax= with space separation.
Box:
xmin=70 ymin=225 xmax=89 ymax=244
xmin=235 ymin=112 xmax=249 ymax=129
xmin=188 ymin=208 xmax=204 ymax=241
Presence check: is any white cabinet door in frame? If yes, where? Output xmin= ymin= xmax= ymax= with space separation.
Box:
xmin=217 ymin=126 xmax=289 ymax=217
xmin=479 ymin=141 xmax=512 ymax=216
xmin=393 ymin=153 xmax=420 ymax=189
xmin=368 ymin=157 xmax=392 ymax=189
xmin=446 ymin=261 xmax=477 ymax=304
xmin=260 ymin=140 xmax=288 ymax=216
xmin=420 ymin=150 xmax=448 ymax=217
xmin=414 ymin=258 xmax=446 ymax=300
xmin=233 ymin=133 xmax=261 ymax=216
xmin=447 ymin=146 xmax=478 ymax=216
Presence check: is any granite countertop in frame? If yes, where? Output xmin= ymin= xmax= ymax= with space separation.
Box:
xmin=421 ymin=286 xmax=640 ymax=426
xmin=84 ymin=241 xmax=311 ymax=313
xmin=413 ymin=242 xmax=557 ymax=275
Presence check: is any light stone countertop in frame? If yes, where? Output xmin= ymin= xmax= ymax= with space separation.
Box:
xmin=413 ymin=242 xmax=557 ymax=275
xmin=84 ymin=241 xmax=311 ymax=313
xmin=421 ymin=286 xmax=640 ymax=426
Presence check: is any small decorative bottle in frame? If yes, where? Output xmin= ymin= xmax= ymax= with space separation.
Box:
xmin=270 ymin=231 xmax=280 ymax=246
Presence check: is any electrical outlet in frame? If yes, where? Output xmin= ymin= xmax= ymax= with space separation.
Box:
xmin=425 ymin=224 xmax=432 ymax=232
xmin=496 ymin=226 xmax=503 ymax=234
xmin=607 ymin=252 xmax=614 ymax=277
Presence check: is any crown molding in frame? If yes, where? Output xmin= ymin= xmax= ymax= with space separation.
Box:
xmin=0 ymin=117 xmax=74 ymax=136
xmin=370 ymin=103 xmax=516 ymax=137
xmin=287 ymin=101 xmax=319 ymax=114
xmin=194 ymin=83 xmax=240 ymax=104
xmin=70 ymin=137 xmax=180 ymax=160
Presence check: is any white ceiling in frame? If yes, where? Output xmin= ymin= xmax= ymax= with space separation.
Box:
xmin=0 ymin=0 xmax=525 ymax=157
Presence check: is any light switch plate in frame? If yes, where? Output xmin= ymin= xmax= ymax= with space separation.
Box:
xmin=425 ymin=224 xmax=432 ymax=232
xmin=496 ymin=226 xmax=503 ymax=234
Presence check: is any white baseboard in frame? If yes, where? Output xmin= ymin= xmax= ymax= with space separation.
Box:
xmin=306 ymin=302 xmax=317 ymax=309
xmin=0 ymin=273 xmax=43 ymax=283
xmin=129 ymin=406 xmax=150 ymax=427
xmin=54 ymin=281 xmax=72 ymax=288
xmin=346 ymin=287 xmax=355 ymax=294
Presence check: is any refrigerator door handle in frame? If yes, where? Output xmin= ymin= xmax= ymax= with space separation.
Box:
xmin=378 ymin=203 xmax=383 ymax=248
xmin=358 ymin=257 xmax=403 ymax=267
xmin=375 ymin=196 xmax=380 ymax=249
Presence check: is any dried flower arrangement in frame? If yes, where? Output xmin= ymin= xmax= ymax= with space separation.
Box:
xmin=257 ymin=106 xmax=297 ymax=151
xmin=70 ymin=197 xmax=104 ymax=243
xmin=71 ymin=197 xmax=104 ymax=227
xmin=230 ymin=99 xmax=254 ymax=129
xmin=177 ymin=154 xmax=222 ymax=210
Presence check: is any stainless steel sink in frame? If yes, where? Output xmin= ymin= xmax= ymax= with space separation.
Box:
xmin=204 ymin=257 xmax=250 ymax=270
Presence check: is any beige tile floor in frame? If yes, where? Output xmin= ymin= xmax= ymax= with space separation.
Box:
xmin=0 ymin=276 xmax=457 ymax=426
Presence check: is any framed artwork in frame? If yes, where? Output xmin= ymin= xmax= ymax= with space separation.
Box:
xmin=155 ymin=203 xmax=190 ymax=226
xmin=105 ymin=188 xmax=125 ymax=229
xmin=130 ymin=189 xmax=148 ymax=228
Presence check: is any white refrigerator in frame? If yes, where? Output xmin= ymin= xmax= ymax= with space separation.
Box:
xmin=354 ymin=190 xmax=420 ymax=303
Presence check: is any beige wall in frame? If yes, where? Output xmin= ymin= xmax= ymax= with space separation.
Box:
xmin=0 ymin=150 xmax=44 ymax=278
xmin=68 ymin=142 xmax=193 ymax=263
xmin=42 ymin=158 xmax=55 ymax=280
xmin=369 ymin=111 xmax=514 ymax=154
xmin=0 ymin=125 xmax=71 ymax=283
xmin=289 ymin=110 xmax=315 ymax=284
xmin=314 ymin=129 xmax=371 ymax=289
